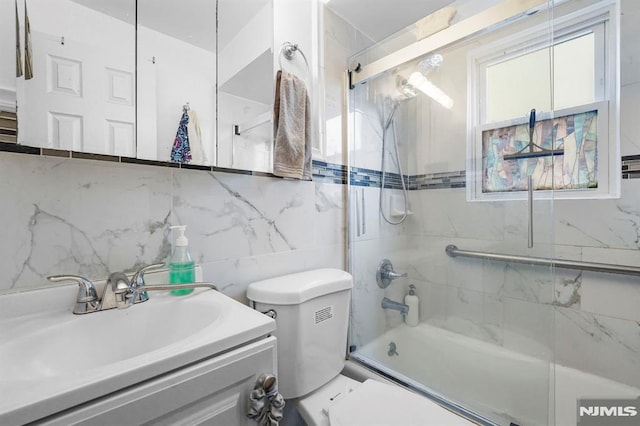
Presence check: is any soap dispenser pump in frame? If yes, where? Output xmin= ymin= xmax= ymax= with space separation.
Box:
xmin=169 ymin=225 xmax=195 ymax=295
xmin=404 ymin=284 xmax=419 ymax=327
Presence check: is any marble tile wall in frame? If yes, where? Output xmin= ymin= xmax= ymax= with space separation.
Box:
xmin=0 ymin=152 xmax=346 ymax=303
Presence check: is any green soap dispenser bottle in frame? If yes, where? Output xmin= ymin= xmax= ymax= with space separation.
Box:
xmin=169 ymin=225 xmax=195 ymax=295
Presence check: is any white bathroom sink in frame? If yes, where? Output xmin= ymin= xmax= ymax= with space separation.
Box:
xmin=0 ymin=283 xmax=276 ymax=425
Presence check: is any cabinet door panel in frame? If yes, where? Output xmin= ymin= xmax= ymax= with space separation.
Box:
xmin=39 ymin=337 xmax=277 ymax=426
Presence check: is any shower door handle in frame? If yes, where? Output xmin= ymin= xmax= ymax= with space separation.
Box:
xmin=355 ymin=189 xmax=366 ymax=237
xmin=361 ymin=190 xmax=366 ymax=235
xmin=355 ymin=189 xmax=361 ymax=237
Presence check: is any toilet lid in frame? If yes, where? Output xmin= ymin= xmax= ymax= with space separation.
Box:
xmin=328 ymin=379 xmax=472 ymax=426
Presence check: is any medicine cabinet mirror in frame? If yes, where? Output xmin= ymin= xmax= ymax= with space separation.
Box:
xmin=216 ymin=0 xmax=274 ymax=172
xmin=3 ymin=0 xmax=274 ymax=170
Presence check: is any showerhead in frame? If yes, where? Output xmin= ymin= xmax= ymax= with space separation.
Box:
xmin=395 ymin=75 xmax=418 ymax=101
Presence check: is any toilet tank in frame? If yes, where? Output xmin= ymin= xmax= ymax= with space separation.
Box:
xmin=247 ymin=269 xmax=352 ymax=399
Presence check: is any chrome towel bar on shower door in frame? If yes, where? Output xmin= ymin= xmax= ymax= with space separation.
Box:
xmin=446 ymin=245 xmax=640 ymax=277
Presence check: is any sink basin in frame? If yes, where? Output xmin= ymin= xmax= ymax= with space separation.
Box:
xmin=1 ymin=295 xmax=222 ymax=380
xmin=0 ymin=282 xmax=276 ymax=424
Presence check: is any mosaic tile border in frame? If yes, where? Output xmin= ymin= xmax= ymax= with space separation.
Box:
xmin=1 ymin=142 xmax=638 ymax=187
xmin=408 ymin=171 xmax=466 ymax=190
xmin=315 ymin=157 xmax=637 ymax=189
xmin=312 ymin=160 xmax=348 ymax=184
xmin=313 ymin=163 xmax=467 ymax=190
xmin=313 ymin=163 xmax=405 ymax=188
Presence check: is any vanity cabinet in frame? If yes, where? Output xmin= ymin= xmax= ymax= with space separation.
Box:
xmin=38 ymin=337 xmax=277 ymax=425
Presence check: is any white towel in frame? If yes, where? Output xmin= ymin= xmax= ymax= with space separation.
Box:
xmin=273 ymin=70 xmax=312 ymax=180
xmin=187 ymin=109 xmax=208 ymax=165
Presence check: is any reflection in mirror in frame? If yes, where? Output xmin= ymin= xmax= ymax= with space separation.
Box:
xmin=137 ymin=0 xmax=216 ymax=166
xmin=217 ymin=0 xmax=274 ymax=172
xmin=15 ymin=0 xmax=136 ymax=156
xmin=0 ymin=0 xmax=17 ymax=143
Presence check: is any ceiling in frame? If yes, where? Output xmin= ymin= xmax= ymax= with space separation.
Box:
xmin=71 ymin=0 xmax=271 ymax=53
xmin=71 ymin=0 xmax=456 ymax=52
xmin=326 ymin=0 xmax=455 ymax=42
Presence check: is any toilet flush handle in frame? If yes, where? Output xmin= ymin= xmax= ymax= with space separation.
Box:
xmin=262 ymin=309 xmax=277 ymax=319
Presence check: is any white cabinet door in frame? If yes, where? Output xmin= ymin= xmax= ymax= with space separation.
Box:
xmin=39 ymin=337 xmax=277 ymax=426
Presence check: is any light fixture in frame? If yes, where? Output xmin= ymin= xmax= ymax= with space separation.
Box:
xmin=418 ymin=54 xmax=444 ymax=74
xmin=407 ymin=72 xmax=454 ymax=109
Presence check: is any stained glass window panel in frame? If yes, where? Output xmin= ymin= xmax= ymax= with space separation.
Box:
xmin=482 ymin=110 xmax=597 ymax=193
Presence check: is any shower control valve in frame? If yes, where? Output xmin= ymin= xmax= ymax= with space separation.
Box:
xmin=376 ymin=259 xmax=408 ymax=288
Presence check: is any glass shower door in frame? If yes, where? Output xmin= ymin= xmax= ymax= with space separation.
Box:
xmin=346 ymin=2 xmax=561 ymax=424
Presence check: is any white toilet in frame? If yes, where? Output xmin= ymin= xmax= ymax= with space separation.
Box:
xmin=247 ymin=269 xmax=472 ymax=426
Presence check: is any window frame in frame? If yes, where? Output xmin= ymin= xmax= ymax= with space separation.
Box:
xmin=466 ymin=1 xmax=619 ymax=201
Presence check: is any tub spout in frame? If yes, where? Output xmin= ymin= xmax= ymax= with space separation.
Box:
xmin=381 ymin=297 xmax=409 ymax=316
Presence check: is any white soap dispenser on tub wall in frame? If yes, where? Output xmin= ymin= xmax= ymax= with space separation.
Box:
xmin=404 ymin=284 xmax=419 ymax=327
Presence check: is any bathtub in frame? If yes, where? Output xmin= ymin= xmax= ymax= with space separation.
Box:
xmin=348 ymin=323 xmax=640 ymax=426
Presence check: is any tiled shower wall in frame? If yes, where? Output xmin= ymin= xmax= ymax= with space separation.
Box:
xmin=348 ymin=0 xmax=640 ymax=391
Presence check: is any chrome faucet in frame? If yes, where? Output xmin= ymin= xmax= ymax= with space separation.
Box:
xmin=102 ymin=271 xmax=133 ymax=310
xmin=47 ymin=274 xmax=99 ymax=314
xmin=381 ymin=297 xmax=409 ymax=316
xmin=48 ymin=264 xmax=219 ymax=315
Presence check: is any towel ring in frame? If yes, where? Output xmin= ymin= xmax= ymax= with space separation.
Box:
xmin=278 ymin=41 xmax=309 ymax=74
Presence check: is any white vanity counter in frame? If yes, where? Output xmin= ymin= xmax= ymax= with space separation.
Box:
xmin=0 ymin=284 xmax=276 ymax=425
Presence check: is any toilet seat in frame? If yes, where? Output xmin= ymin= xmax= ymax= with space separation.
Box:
xmin=328 ymin=379 xmax=472 ymax=426
xmin=298 ymin=376 xmax=473 ymax=426
xmin=296 ymin=374 xmax=361 ymax=426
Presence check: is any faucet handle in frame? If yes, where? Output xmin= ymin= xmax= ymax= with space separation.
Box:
xmin=386 ymin=270 xmax=408 ymax=280
xmin=376 ymin=259 xmax=408 ymax=288
xmin=47 ymin=275 xmax=99 ymax=314
xmin=130 ymin=263 xmax=165 ymax=303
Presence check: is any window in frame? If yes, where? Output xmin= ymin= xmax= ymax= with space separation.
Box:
xmin=467 ymin=1 xmax=619 ymax=201
xmin=485 ymin=32 xmax=597 ymax=123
